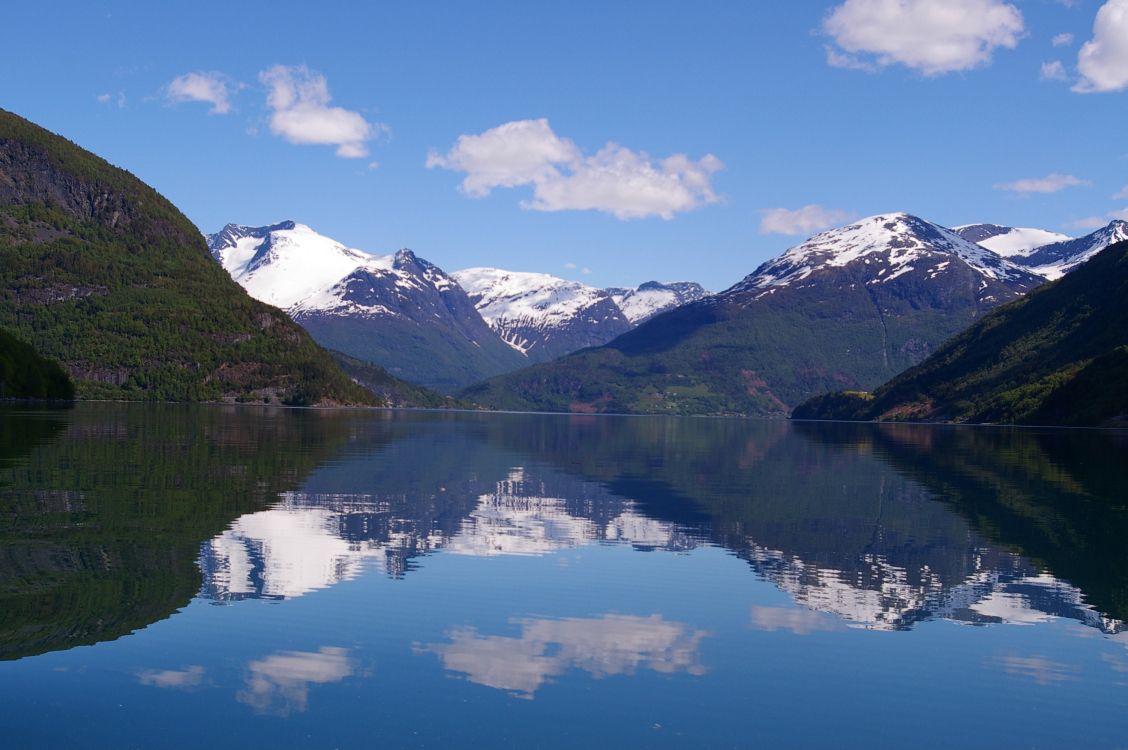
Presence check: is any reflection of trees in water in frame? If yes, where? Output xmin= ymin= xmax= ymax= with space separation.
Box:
xmin=0 ymin=404 xmax=373 ymax=660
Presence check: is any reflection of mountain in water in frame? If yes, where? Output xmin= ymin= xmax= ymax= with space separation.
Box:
xmin=200 ymin=462 xmax=700 ymax=600
xmin=196 ymin=412 xmax=1127 ymax=640
xmin=6 ymin=407 xmax=1127 ymax=662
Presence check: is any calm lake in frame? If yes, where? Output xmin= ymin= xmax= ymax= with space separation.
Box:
xmin=1 ymin=404 xmax=1126 ymax=748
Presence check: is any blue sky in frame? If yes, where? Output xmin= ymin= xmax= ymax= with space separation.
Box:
xmin=4 ymin=0 xmax=1127 ymax=290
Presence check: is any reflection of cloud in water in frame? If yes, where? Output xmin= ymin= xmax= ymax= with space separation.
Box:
xmin=417 ymin=614 xmax=707 ymax=698
xmin=750 ymin=606 xmax=844 ymax=635
xmin=137 ymin=665 xmax=205 ymax=689
xmin=238 ymin=646 xmax=354 ymax=715
xmin=206 ymin=507 xmax=377 ymax=599
xmin=993 ymin=655 xmax=1080 ymax=686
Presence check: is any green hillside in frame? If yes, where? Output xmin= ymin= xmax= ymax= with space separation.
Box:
xmin=0 ymin=327 xmax=73 ymax=400
xmin=0 ymin=109 xmax=375 ymax=405
xmin=328 ymin=350 xmax=459 ymax=408
xmin=793 ymin=240 xmax=1128 ymax=426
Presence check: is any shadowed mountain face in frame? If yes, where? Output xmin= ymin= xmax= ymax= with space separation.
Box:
xmin=4 ymin=407 xmax=1126 ymax=663
xmin=794 ymin=240 xmax=1128 ymax=426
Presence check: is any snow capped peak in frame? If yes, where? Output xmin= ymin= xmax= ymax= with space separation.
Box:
xmin=608 ymin=280 xmax=711 ymax=323
xmin=206 ymin=221 xmax=392 ymax=310
xmin=737 ymin=213 xmax=1040 ymax=292
xmin=451 ymin=267 xmax=632 ymax=358
xmin=452 ymin=267 xmax=609 ymax=327
xmin=953 ymin=224 xmax=1072 ymax=258
xmin=1015 ymin=219 xmax=1128 ymax=280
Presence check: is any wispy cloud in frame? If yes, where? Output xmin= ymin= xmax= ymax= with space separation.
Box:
xmin=427 ymin=118 xmax=723 ymax=220
xmin=137 ymin=665 xmax=205 ymax=689
xmin=1113 ymin=185 xmax=1128 ymax=200
xmin=1040 ymin=60 xmax=1068 ymax=81
xmin=1052 ymin=32 xmax=1075 ymax=47
xmin=759 ymin=204 xmax=855 ymax=235
xmin=823 ymin=0 xmax=1025 ymax=76
xmin=166 ymin=71 xmax=237 ymax=114
xmin=96 ymin=91 xmax=126 ymax=108
xmin=1074 ymin=0 xmax=1128 ymax=93
xmin=995 ymin=173 xmax=1089 ymax=194
xmin=259 ymin=65 xmax=386 ymax=158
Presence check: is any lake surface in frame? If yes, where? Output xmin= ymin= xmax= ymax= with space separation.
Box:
xmin=1 ymin=404 xmax=1126 ymax=748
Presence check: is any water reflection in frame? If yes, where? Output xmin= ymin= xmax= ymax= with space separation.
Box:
xmin=137 ymin=665 xmax=206 ymax=690
xmin=3 ymin=405 xmax=1127 ymax=660
xmin=238 ymin=647 xmax=355 ymax=716
xmin=416 ymin=615 xmax=708 ymax=698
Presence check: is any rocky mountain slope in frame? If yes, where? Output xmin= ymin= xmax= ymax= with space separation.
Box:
xmin=0 ymin=109 xmax=373 ymax=405
xmin=793 ymin=239 xmax=1128 ymax=427
xmin=462 ymin=213 xmax=1046 ymax=416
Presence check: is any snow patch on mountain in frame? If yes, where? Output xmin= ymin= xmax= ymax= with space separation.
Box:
xmin=208 ymin=221 xmax=399 ymax=315
xmin=453 ymin=268 xmax=610 ymax=329
xmin=609 ymin=281 xmax=711 ymax=324
xmin=953 ymin=224 xmax=1072 ymax=257
xmin=1013 ymin=220 xmax=1128 ymax=280
xmin=739 ymin=213 xmax=1040 ymax=292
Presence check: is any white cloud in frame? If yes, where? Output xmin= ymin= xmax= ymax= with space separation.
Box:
xmin=427 ymin=118 xmax=723 ymax=220
xmin=563 ymin=262 xmax=578 ymax=269
xmin=759 ymin=204 xmax=855 ymax=235
xmin=238 ymin=647 xmax=354 ymax=716
xmin=97 ymin=91 xmax=126 ymax=108
xmin=1052 ymin=32 xmax=1075 ymax=47
xmin=166 ymin=71 xmax=235 ymax=114
xmin=994 ymin=173 xmax=1089 ymax=193
xmin=581 ymin=267 xmax=592 ymax=275
xmin=416 ymin=614 xmax=707 ymax=698
xmin=750 ymin=607 xmax=844 ymax=635
xmin=137 ymin=665 xmax=205 ymax=689
xmin=823 ymin=0 xmax=1024 ymax=76
xmin=1113 ymin=185 xmax=1128 ymax=199
xmin=1075 ymin=0 xmax=1128 ymax=93
xmin=1111 ymin=207 xmax=1128 ymax=221
xmin=1040 ymin=60 xmax=1069 ymax=80
xmin=259 ymin=65 xmax=385 ymax=158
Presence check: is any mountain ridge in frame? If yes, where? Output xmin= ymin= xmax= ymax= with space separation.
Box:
xmin=792 ymin=239 xmax=1128 ymax=426
xmin=462 ymin=213 xmax=1047 ymax=416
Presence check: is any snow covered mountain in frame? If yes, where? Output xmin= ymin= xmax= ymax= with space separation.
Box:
xmin=952 ymin=224 xmax=1071 ymax=257
xmin=467 ymin=213 xmax=1048 ymax=416
xmin=733 ymin=213 xmax=1044 ymax=302
xmin=207 ymin=222 xmax=524 ymax=392
xmin=451 ymin=268 xmax=632 ymax=363
xmin=452 ymin=270 xmax=711 ymax=363
xmin=1009 ymin=220 xmax=1128 ymax=280
xmin=608 ymin=281 xmax=711 ymax=324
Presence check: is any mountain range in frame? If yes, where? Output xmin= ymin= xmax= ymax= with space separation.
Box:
xmin=207 ymin=221 xmax=709 ymax=390
xmin=794 ymin=238 xmax=1128 ymax=427
xmin=463 ymin=213 xmax=1073 ymax=415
